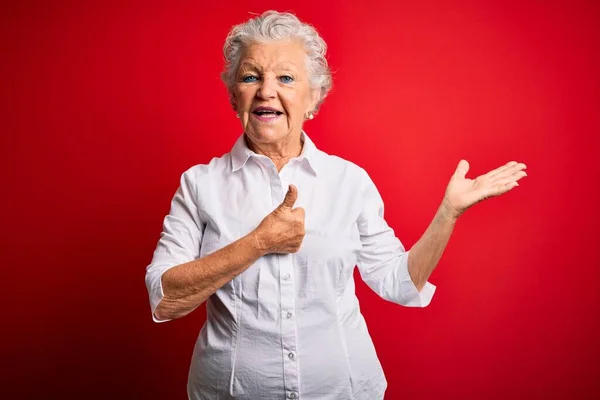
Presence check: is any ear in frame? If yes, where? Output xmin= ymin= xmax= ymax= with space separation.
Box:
xmin=308 ymin=88 xmax=320 ymax=113
xmin=230 ymin=93 xmax=238 ymax=112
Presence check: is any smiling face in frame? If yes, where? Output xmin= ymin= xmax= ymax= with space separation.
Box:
xmin=232 ymin=39 xmax=319 ymax=151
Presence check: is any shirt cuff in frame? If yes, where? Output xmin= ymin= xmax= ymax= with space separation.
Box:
xmin=398 ymin=250 xmax=436 ymax=307
xmin=147 ymin=267 xmax=174 ymax=323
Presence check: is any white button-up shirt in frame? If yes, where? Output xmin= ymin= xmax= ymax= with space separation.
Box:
xmin=145 ymin=131 xmax=436 ymax=399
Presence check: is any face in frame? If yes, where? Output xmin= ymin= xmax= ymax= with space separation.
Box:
xmin=232 ymin=40 xmax=319 ymax=148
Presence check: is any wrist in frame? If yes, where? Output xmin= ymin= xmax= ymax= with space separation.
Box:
xmin=440 ymin=197 xmax=461 ymax=222
xmin=248 ymin=229 xmax=269 ymax=257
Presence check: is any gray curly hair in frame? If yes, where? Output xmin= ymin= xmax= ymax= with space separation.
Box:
xmin=221 ymin=10 xmax=333 ymax=113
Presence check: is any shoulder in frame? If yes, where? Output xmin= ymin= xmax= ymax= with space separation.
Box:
xmin=315 ymin=148 xmax=370 ymax=184
xmin=315 ymin=147 xmax=366 ymax=175
xmin=180 ymin=153 xmax=232 ymax=182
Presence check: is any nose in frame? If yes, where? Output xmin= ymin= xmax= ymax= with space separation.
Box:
xmin=256 ymin=75 xmax=277 ymax=99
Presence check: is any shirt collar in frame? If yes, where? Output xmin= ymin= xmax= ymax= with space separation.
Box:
xmin=231 ymin=130 xmax=320 ymax=175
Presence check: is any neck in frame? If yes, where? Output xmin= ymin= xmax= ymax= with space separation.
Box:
xmin=245 ymin=133 xmax=304 ymax=172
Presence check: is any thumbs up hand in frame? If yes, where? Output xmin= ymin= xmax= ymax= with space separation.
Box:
xmin=253 ymin=185 xmax=306 ymax=255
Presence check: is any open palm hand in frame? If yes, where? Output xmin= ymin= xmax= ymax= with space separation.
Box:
xmin=443 ymin=160 xmax=527 ymax=218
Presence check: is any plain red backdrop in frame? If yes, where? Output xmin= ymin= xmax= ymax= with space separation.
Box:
xmin=2 ymin=0 xmax=599 ymax=399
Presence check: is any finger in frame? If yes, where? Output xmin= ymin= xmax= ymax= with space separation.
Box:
xmin=499 ymin=181 xmax=519 ymax=194
xmin=491 ymin=168 xmax=527 ymax=184
xmin=494 ymin=162 xmax=527 ymax=177
xmin=453 ymin=159 xmax=470 ymax=179
xmin=486 ymin=160 xmax=521 ymax=178
xmin=293 ymin=206 xmax=305 ymax=218
xmin=489 ymin=180 xmax=520 ymax=197
xmin=280 ymin=185 xmax=298 ymax=208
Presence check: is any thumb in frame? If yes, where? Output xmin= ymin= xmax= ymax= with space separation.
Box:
xmin=280 ymin=184 xmax=298 ymax=208
xmin=453 ymin=159 xmax=470 ymax=179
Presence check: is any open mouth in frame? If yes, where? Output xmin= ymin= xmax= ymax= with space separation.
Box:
xmin=253 ymin=110 xmax=283 ymax=116
xmin=252 ymin=107 xmax=284 ymax=120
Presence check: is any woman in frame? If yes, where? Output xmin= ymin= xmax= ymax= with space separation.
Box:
xmin=145 ymin=10 xmax=527 ymax=400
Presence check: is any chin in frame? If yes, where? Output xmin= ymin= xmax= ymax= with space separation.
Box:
xmin=247 ymin=128 xmax=288 ymax=143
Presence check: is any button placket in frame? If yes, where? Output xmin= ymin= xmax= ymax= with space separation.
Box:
xmin=280 ymin=252 xmax=298 ymax=396
xmin=279 ymin=161 xmax=300 ymax=398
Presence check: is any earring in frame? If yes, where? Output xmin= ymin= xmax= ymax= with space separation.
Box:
xmin=306 ymin=112 xmax=314 ymax=120
xmin=236 ymin=113 xmax=240 ymax=118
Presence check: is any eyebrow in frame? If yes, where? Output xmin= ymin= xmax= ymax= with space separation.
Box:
xmin=275 ymin=61 xmax=298 ymax=70
xmin=238 ymin=62 xmax=260 ymax=73
xmin=238 ymin=61 xmax=299 ymax=72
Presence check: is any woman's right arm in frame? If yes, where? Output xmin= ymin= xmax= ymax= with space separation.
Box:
xmin=153 ymin=184 xmax=305 ymax=322
xmin=154 ymin=231 xmax=264 ymax=321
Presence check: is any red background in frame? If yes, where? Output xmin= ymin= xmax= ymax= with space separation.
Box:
xmin=2 ymin=0 xmax=599 ymax=399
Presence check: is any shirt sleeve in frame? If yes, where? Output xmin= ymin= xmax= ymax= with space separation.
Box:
xmin=356 ymin=168 xmax=436 ymax=307
xmin=144 ymin=168 xmax=205 ymax=323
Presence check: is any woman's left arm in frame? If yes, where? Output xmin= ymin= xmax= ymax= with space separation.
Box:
xmin=408 ymin=159 xmax=527 ymax=291
xmin=408 ymin=199 xmax=458 ymax=292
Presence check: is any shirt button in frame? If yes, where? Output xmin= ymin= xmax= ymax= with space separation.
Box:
xmin=288 ymin=352 xmax=295 ymax=360
xmin=289 ymin=392 xmax=297 ymax=399
xmin=285 ymin=312 xmax=293 ymax=319
xmin=282 ymin=273 xmax=291 ymax=281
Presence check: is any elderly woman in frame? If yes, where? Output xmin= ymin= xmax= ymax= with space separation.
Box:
xmin=145 ymin=10 xmax=527 ymax=400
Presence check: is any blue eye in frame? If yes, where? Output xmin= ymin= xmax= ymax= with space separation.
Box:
xmin=280 ymin=75 xmax=294 ymax=84
xmin=242 ymin=75 xmax=258 ymax=83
